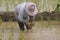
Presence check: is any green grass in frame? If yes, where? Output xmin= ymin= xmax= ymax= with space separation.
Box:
xmin=0 ymin=0 xmax=60 ymax=11
xmin=0 ymin=31 xmax=2 ymax=40
xmin=12 ymin=0 xmax=16 ymax=8
xmin=47 ymin=16 xmax=51 ymax=25
xmin=40 ymin=16 xmax=44 ymax=30
xmin=0 ymin=17 xmax=2 ymax=40
xmin=5 ymin=0 xmax=9 ymax=11
xmin=55 ymin=13 xmax=60 ymax=25
xmin=0 ymin=0 xmax=1 ymax=6
xmin=0 ymin=21 xmax=60 ymax=40
xmin=0 ymin=27 xmax=2 ymax=40
xmin=18 ymin=0 xmax=23 ymax=4
xmin=19 ymin=30 xmax=23 ymax=40
xmin=0 ymin=17 xmax=2 ymax=25
xmin=40 ymin=15 xmax=52 ymax=30
xmin=9 ymin=26 xmax=14 ymax=40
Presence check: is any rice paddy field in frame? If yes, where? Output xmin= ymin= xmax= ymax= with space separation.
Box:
xmin=0 ymin=0 xmax=60 ymax=40
xmin=0 ymin=21 xmax=60 ymax=40
xmin=0 ymin=0 xmax=60 ymax=12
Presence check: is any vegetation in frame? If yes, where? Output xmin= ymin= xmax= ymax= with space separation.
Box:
xmin=0 ymin=21 xmax=60 ymax=40
xmin=9 ymin=26 xmax=14 ymax=40
xmin=12 ymin=0 xmax=16 ymax=8
xmin=5 ymin=0 xmax=9 ymax=11
xmin=0 ymin=0 xmax=60 ymax=40
xmin=0 ymin=17 xmax=2 ymax=25
xmin=19 ymin=30 xmax=23 ymax=40
xmin=0 ymin=32 xmax=2 ymax=40
xmin=0 ymin=0 xmax=59 ymax=11
xmin=0 ymin=17 xmax=2 ymax=40
xmin=0 ymin=0 xmax=1 ymax=6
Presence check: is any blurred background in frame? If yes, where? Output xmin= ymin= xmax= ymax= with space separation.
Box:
xmin=0 ymin=0 xmax=60 ymax=21
xmin=0 ymin=0 xmax=60 ymax=40
xmin=0 ymin=0 xmax=60 ymax=12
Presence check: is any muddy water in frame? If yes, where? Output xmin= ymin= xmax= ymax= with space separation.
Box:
xmin=0 ymin=21 xmax=60 ymax=40
xmin=24 ymin=27 xmax=60 ymax=40
xmin=23 ymin=22 xmax=60 ymax=40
